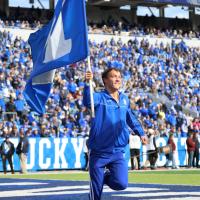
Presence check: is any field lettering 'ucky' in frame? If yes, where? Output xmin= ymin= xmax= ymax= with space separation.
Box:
xmin=0 ymin=138 xmax=191 ymax=171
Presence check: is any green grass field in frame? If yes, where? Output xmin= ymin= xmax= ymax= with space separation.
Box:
xmin=0 ymin=169 xmax=200 ymax=186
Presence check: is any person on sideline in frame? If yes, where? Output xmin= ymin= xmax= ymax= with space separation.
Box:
xmin=165 ymin=133 xmax=179 ymax=169
xmin=0 ymin=136 xmax=15 ymax=174
xmin=129 ymin=132 xmax=141 ymax=170
xmin=186 ymin=132 xmax=196 ymax=168
xmin=16 ymin=130 xmax=29 ymax=173
xmin=192 ymin=130 xmax=199 ymax=168
xmin=83 ymin=68 xmax=147 ymax=200
xmin=83 ymin=134 xmax=89 ymax=171
xmin=146 ymin=129 xmax=158 ymax=170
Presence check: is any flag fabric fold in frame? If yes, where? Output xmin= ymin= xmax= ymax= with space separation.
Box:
xmin=23 ymin=0 xmax=89 ymax=114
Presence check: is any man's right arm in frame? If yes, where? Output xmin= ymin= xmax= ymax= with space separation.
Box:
xmin=83 ymin=84 xmax=101 ymax=108
xmin=83 ymin=71 xmax=101 ymax=108
xmin=126 ymin=102 xmax=147 ymax=144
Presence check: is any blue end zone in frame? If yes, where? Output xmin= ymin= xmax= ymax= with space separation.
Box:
xmin=0 ymin=178 xmax=200 ymax=200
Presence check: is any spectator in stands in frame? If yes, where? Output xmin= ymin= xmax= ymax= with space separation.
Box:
xmin=176 ymin=127 xmax=182 ymax=138
xmin=0 ymin=136 xmax=15 ymax=174
xmin=0 ymin=27 xmax=199 ymax=142
xmin=30 ymin=127 xmax=40 ymax=137
xmin=16 ymin=130 xmax=29 ymax=173
xmin=51 ymin=114 xmax=61 ymax=137
xmin=5 ymin=96 xmax=16 ymax=121
xmin=0 ymin=93 xmax=5 ymax=112
xmin=181 ymin=119 xmax=188 ymax=137
xmin=192 ymin=118 xmax=200 ymax=130
xmin=39 ymin=124 xmax=49 ymax=137
xmin=10 ymin=125 xmax=19 ymax=137
xmin=14 ymin=93 xmax=25 ymax=118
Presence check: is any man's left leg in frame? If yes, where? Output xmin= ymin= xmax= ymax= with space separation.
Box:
xmin=2 ymin=155 xmax=7 ymax=174
xmin=104 ymin=152 xmax=128 ymax=190
xmin=8 ymin=156 xmax=14 ymax=174
xmin=136 ymin=149 xmax=141 ymax=169
xmin=20 ymin=153 xmax=27 ymax=173
xmin=196 ymin=151 xmax=199 ymax=168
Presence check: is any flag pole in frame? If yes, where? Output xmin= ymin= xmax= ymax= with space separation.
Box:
xmin=87 ymin=56 xmax=95 ymax=118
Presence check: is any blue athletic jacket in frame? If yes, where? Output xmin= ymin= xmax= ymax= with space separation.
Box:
xmin=83 ymin=85 xmax=145 ymax=153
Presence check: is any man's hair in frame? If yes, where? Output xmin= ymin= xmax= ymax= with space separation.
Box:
xmin=102 ymin=68 xmax=121 ymax=85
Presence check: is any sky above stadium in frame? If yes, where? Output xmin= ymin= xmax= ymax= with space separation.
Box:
xmin=9 ymin=0 xmax=189 ymax=19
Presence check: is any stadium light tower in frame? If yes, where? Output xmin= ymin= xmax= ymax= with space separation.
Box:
xmin=37 ymin=0 xmax=45 ymax=9
xmin=0 ymin=0 xmax=9 ymax=17
xmin=49 ymin=0 xmax=55 ymax=10
xmin=29 ymin=0 xmax=45 ymax=9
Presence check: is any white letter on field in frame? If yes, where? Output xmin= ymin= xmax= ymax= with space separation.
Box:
xmin=53 ymin=138 xmax=68 ymax=169
xmin=39 ymin=138 xmax=51 ymax=169
xmin=71 ymin=138 xmax=83 ymax=168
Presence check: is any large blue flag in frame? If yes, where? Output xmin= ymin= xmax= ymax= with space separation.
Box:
xmin=23 ymin=0 xmax=89 ymax=114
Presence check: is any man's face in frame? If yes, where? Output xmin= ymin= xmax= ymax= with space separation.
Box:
xmin=104 ymin=70 xmax=122 ymax=91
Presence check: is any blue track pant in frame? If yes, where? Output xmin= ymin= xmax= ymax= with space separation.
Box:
xmin=89 ymin=151 xmax=128 ymax=200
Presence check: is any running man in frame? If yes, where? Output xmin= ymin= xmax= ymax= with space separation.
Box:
xmin=83 ymin=68 xmax=147 ymax=200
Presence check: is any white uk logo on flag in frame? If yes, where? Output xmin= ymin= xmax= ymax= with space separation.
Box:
xmin=44 ymin=0 xmax=72 ymax=63
xmin=24 ymin=0 xmax=88 ymax=114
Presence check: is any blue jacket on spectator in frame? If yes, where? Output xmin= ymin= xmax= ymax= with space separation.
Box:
xmin=14 ymin=99 xmax=25 ymax=111
xmin=0 ymin=98 xmax=5 ymax=111
xmin=166 ymin=114 xmax=177 ymax=126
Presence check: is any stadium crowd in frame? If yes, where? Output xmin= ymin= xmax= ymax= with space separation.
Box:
xmin=0 ymin=19 xmax=41 ymax=30
xmin=89 ymin=21 xmax=200 ymax=39
xmin=1 ymin=18 xmax=200 ymax=39
xmin=0 ymin=23 xmax=199 ymax=144
xmin=0 ymin=8 xmax=199 ymax=173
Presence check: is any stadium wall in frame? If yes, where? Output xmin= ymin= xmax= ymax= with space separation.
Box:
xmin=0 ymin=137 xmax=193 ymax=172
xmin=1 ymin=27 xmax=200 ymax=48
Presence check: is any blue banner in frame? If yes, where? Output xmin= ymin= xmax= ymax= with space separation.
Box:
xmin=23 ymin=0 xmax=89 ymax=114
xmin=0 ymin=137 xmax=191 ymax=172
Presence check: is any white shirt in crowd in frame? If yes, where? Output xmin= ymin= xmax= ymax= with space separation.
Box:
xmin=129 ymin=134 xmax=141 ymax=149
xmin=146 ymin=135 xmax=156 ymax=151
